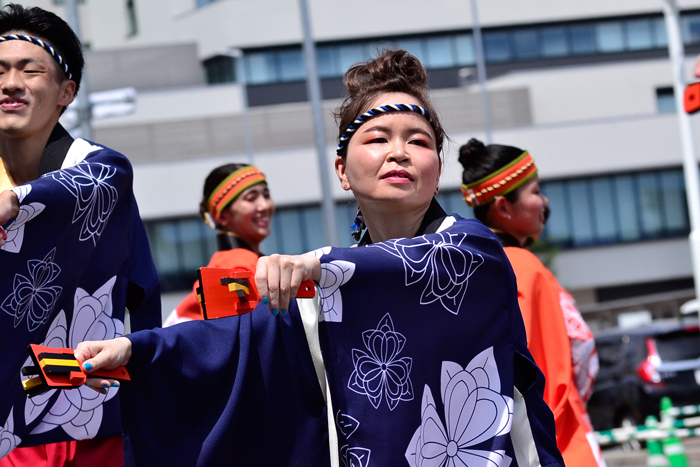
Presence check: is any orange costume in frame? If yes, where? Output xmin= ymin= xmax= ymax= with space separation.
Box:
xmin=164 ymin=235 xmax=259 ymax=326
xmin=503 ymin=245 xmax=605 ymax=467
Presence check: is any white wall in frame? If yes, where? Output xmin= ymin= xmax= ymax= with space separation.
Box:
xmin=552 ymin=238 xmax=692 ymax=290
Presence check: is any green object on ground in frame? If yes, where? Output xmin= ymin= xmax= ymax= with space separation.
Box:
xmin=661 ymin=397 xmax=689 ymax=467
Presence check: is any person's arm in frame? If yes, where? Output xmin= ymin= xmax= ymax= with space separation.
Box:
xmin=255 ymin=253 xmax=321 ymax=314
xmin=75 ymin=337 xmax=133 ymax=393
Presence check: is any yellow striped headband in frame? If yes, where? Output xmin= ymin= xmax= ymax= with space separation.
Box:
xmin=207 ymin=166 xmax=266 ymax=220
xmin=461 ymin=151 xmax=538 ymax=207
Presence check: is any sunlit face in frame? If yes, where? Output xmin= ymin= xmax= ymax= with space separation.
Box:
xmin=336 ymin=92 xmax=441 ymax=213
xmin=0 ymin=35 xmax=74 ymax=139
xmin=218 ymin=182 xmax=275 ymax=246
xmin=505 ymin=177 xmax=548 ymax=240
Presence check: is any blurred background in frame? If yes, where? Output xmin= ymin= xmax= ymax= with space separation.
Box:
xmin=16 ymin=0 xmax=700 ymax=333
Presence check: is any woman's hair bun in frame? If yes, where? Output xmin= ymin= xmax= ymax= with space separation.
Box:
xmin=343 ymin=48 xmax=427 ymax=99
xmin=458 ymin=138 xmax=486 ymax=169
xmin=334 ymin=48 xmax=445 ymax=160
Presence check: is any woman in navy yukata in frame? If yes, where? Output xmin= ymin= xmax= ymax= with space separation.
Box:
xmin=76 ymin=49 xmax=565 ymax=467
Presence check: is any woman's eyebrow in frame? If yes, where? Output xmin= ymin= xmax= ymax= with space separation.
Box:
xmin=361 ymin=124 xmax=434 ymax=139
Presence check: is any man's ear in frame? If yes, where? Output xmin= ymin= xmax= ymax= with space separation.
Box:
xmin=58 ymin=80 xmax=76 ymax=108
xmin=335 ymin=156 xmax=351 ymax=190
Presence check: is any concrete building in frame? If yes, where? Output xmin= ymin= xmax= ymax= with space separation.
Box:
xmin=23 ymin=0 xmax=700 ymax=326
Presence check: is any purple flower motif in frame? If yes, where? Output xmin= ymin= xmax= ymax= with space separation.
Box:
xmin=372 ymin=232 xmax=483 ymax=315
xmin=405 ymin=347 xmax=513 ymax=467
xmin=2 ymin=248 xmax=62 ymax=331
xmin=348 ymin=313 xmax=413 ymax=410
xmin=50 ymin=161 xmax=117 ymax=245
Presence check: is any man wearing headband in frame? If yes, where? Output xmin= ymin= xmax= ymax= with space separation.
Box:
xmin=0 ymin=5 xmax=160 ymax=465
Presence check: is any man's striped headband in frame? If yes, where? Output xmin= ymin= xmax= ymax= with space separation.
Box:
xmin=336 ymin=104 xmax=440 ymax=157
xmin=207 ymin=165 xmax=266 ymax=221
xmin=0 ymin=34 xmax=72 ymax=80
xmin=461 ymin=151 xmax=538 ymax=207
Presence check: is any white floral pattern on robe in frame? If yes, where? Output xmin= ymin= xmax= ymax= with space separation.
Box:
xmin=406 ymin=347 xmax=513 ymax=467
xmin=371 ymin=232 xmax=483 ymax=315
xmin=310 ymin=247 xmax=355 ymax=323
xmin=348 ymin=313 xmax=413 ymax=410
xmin=2 ymin=248 xmax=62 ymax=331
xmin=22 ymin=276 xmax=122 ymax=440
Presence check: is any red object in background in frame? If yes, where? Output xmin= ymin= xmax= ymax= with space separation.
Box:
xmin=636 ymin=337 xmax=665 ymax=387
xmin=684 ymin=82 xmax=700 ymax=114
xmin=196 ymin=267 xmax=315 ymax=319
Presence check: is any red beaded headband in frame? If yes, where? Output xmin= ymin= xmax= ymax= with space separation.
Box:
xmin=461 ymin=151 xmax=538 ymax=207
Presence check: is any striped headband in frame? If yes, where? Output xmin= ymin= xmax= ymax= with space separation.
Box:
xmin=0 ymin=34 xmax=72 ymax=80
xmin=461 ymin=151 xmax=538 ymax=207
xmin=207 ymin=166 xmax=266 ymax=221
xmin=336 ymin=104 xmax=440 ymax=157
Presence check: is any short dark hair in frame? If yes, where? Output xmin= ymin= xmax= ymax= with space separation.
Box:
xmin=0 ymin=4 xmax=84 ymax=95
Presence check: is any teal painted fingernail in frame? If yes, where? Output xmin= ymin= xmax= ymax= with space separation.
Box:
xmin=102 ymin=384 xmax=109 ymax=389
xmin=281 ymin=308 xmax=287 ymax=315
xmin=272 ymin=308 xmax=278 ymax=316
xmin=84 ymin=363 xmax=92 ymax=371
xmin=262 ymin=297 xmax=269 ymax=305
xmin=111 ymin=382 xmax=120 ymax=387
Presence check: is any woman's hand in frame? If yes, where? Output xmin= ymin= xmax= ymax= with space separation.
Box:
xmin=255 ymin=254 xmax=321 ymax=315
xmin=74 ymin=337 xmax=132 ymax=394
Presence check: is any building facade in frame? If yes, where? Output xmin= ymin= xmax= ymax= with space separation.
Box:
xmin=25 ymin=0 xmax=700 ymax=326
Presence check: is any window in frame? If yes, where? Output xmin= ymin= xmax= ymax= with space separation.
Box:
xmin=424 ymin=36 xmax=454 ymax=68
xmin=656 ymin=87 xmax=676 ymax=113
xmin=538 ymin=168 xmax=689 ymax=248
xmin=541 ymin=27 xmax=569 ymax=57
xmin=512 ymin=30 xmax=539 ymax=60
xmin=245 ymin=52 xmax=277 ymax=85
xmin=596 ymin=22 xmax=625 ymax=52
xmin=317 ymin=47 xmax=339 ymax=78
xmin=570 ymin=24 xmax=596 ymax=55
xmin=682 ymin=13 xmax=700 ymax=44
xmin=483 ymin=31 xmax=512 ymax=63
xmin=454 ymin=34 xmax=475 ymax=65
xmin=203 ymin=55 xmax=235 ymax=84
xmin=626 ymin=19 xmax=653 ymax=50
xmin=277 ymin=49 xmax=305 ymax=82
xmin=653 ymin=17 xmax=668 ymax=48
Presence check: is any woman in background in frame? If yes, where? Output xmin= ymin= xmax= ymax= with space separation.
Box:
xmin=458 ymin=138 xmax=604 ymax=467
xmin=164 ymin=163 xmax=275 ymax=326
